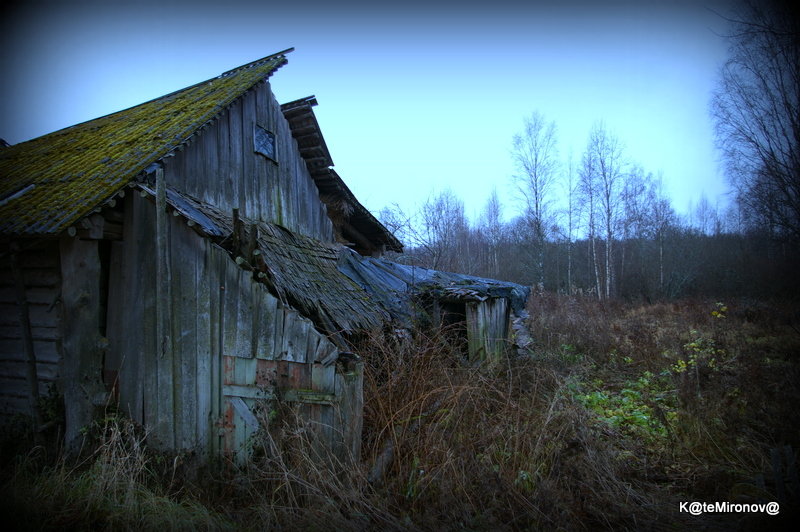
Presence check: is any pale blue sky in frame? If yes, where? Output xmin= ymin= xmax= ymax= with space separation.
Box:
xmin=1 ymin=0 xmax=737 ymax=223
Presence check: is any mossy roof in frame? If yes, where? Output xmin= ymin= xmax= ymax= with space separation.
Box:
xmin=0 ymin=51 xmax=290 ymax=236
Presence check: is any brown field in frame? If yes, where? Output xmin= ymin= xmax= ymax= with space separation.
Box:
xmin=2 ymin=295 xmax=798 ymax=531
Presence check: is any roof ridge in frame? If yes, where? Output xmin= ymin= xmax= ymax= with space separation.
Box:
xmin=219 ymin=48 xmax=295 ymax=78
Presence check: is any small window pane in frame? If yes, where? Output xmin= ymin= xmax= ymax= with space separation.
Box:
xmin=254 ymin=126 xmax=275 ymax=160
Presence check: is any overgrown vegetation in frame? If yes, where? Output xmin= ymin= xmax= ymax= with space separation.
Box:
xmin=2 ymin=296 xmax=798 ymax=530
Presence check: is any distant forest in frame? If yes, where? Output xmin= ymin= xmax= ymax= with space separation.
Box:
xmin=379 ymin=185 xmax=798 ymax=301
xmin=380 ymin=1 xmax=799 ymax=301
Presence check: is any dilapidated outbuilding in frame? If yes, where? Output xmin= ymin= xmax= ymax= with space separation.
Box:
xmin=0 ymin=50 xmax=527 ymax=462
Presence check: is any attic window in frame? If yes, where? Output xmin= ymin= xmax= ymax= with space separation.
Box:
xmin=254 ymin=125 xmax=276 ymax=161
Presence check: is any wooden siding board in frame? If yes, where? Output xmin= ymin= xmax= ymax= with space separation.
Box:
xmin=0 ymin=303 xmax=57 ymax=328
xmin=170 ymin=220 xmax=199 ymax=450
xmin=60 ymin=235 xmax=105 ymax=450
xmin=196 ymin=239 xmax=212 ymax=452
xmin=203 ymin=120 xmax=220 ymax=207
xmin=0 ymin=339 xmax=58 ymax=364
xmin=0 ymin=376 xmax=52 ymax=400
xmin=240 ymin=92 xmax=256 ymax=218
xmin=227 ymin=99 xmax=242 ymax=211
xmin=105 ymin=241 xmax=124 ymax=383
xmin=0 ymin=326 xmax=58 ymax=341
xmin=209 ymin=244 xmax=225 ymax=455
xmin=256 ymin=292 xmax=277 ymax=360
xmin=0 ymin=361 xmax=58 ymax=382
xmin=312 ymin=363 xmax=335 ymax=451
xmin=0 ymin=286 xmax=58 ymax=305
xmin=135 ymin=195 xmax=159 ymax=437
xmin=0 ymin=240 xmax=63 ymax=421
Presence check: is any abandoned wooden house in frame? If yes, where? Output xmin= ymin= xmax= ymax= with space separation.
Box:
xmin=0 ymin=49 xmax=528 ymax=461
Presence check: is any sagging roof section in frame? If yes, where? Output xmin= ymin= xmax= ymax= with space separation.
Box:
xmin=281 ymin=97 xmax=403 ymax=255
xmin=337 ymin=248 xmax=530 ymax=326
xmin=139 ymin=185 xmax=388 ymax=335
xmin=0 ymin=50 xmax=292 ymax=236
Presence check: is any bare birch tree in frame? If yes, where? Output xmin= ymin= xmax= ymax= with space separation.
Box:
xmin=512 ymin=112 xmax=559 ymax=290
xmin=579 ymin=141 xmax=602 ymax=298
xmin=479 ymin=188 xmax=504 ymax=278
xmin=584 ymin=122 xmax=625 ymax=298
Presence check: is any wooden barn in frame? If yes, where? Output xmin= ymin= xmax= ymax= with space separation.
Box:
xmin=0 ymin=49 xmax=528 ymax=462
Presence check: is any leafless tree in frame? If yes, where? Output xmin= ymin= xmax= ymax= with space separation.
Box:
xmin=579 ymin=140 xmax=602 ymax=298
xmin=559 ymin=151 xmax=582 ymax=293
xmin=478 ymin=188 xmax=504 ymax=278
xmin=711 ymin=0 xmax=799 ymax=240
xmin=419 ymin=189 xmax=468 ymax=271
xmin=646 ymin=174 xmax=677 ymax=295
xmin=584 ymin=122 xmax=626 ymax=298
xmin=512 ymin=112 xmax=560 ymax=290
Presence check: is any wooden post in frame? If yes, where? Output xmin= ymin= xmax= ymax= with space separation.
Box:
xmin=9 ymin=242 xmax=42 ymax=433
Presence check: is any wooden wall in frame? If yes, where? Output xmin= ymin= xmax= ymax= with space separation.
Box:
xmin=108 ymin=194 xmax=359 ymax=459
xmin=465 ymin=298 xmax=511 ymax=362
xmin=163 ymin=82 xmax=334 ymax=243
xmin=0 ymin=241 xmax=61 ymax=420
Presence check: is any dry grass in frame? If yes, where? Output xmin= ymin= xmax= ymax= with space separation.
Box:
xmin=1 ymin=295 xmax=798 ymax=530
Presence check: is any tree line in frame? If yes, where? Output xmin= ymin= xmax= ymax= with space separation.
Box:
xmin=379 ymin=1 xmax=798 ymax=301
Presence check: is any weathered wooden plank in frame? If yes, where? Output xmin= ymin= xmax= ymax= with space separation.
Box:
xmin=248 ymin=281 xmax=261 ymax=359
xmin=223 ymin=260 xmax=254 ymax=359
xmin=233 ymin=354 xmax=255 ymax=460
xmin=229 ymin=396 xmax=259 ymax=428
xmin=0 ymin=360 xmax=58 ymax=381
xmin=280 ymin=309 xmax=299 ymax=362
xmin=196 ymin=239 xmax=212 ymax=453
xmin=60 ymin=235 xmax=105 ymax=452
xmin=118 ymin=195 xmax=148 ymax=425
xmin=211 ymin=111 xmax=227 ymax=209
xmin=0 ymin=376 xmax=52 ymax=398
xmin=203 ymin=120 xmax=220 ymax=206
xmin=223 ymin=355 xmax=235 ymax=386
xmin=225 ymin=100 xmax=240 ymax=211
xmin=272 ymin=303 xmax=285 ymax=361
xmin=241 ymin=91 xmax=257 ymax=219
xmin=0 ymin=339 xmax=59 ymax=363
xmin=209 ymin=245 xmax=225 ymax=456
xmin=315 ymin=336 xmax=338 ymax=365
xmin=170 ymin=220 xmax=199 ymax=450
xmin=0 ymin=394 xmax=40 ymax=417
xmin=1 ymin=249 xmax=59 ymax=269
xmin=0 ymin=286 xmax=58 ymax=305
xmin=17 ymin=270 xmax=60 ymax=288
xmin=0 ymin=304 xmax=58 ymax=328
xmin=104 ymin=241 xmax=124 ymax=383
xmin=222 ymin=382 xmax=336 ymax=405
xmin=312 ymin=363 xmax=336 ymax=453
xmin=333 ymin=361 xmax=364 ymax=464
xmin=155 ymin=167 xmax=176 ymax=449
xmin=254 ymin=292 xmax=277 ymax=360
xmin=223 ymin=383 xmax=268 ymax=400
xmin=0 ymin=326 xmax=59 ymax=341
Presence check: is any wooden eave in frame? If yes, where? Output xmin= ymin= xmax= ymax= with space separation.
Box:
xmin=280 ymin=97 xmax=403 ymax=254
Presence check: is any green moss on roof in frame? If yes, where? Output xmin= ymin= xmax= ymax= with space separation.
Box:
xmin=0 ymin=53 xmax=289 ymax=235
